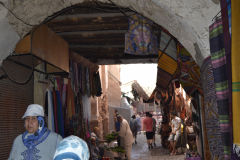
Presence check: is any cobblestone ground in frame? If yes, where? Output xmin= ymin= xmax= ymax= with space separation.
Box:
xmin=131 ymin=132 xmax=185 ymax=160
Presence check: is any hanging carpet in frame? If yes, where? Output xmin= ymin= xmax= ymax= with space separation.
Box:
xmin=125 ymin=14 xmax=158 ymax=55
xmin=209 ymin=18 xmax=231 ymax=159
xmin=156 ymin=50 xmax=177 ymax=89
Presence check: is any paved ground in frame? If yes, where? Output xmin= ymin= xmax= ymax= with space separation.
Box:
xmin=131 ymin=132 xmax=185 ymax=160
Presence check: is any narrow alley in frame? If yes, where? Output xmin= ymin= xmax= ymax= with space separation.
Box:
xmin=131 ymin=132 xmax=185 ymax=160
xmin=1 ymin=0 xmax=240 ymax=159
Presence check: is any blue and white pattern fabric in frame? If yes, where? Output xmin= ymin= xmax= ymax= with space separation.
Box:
xmin=53 ymin=135 xmax=90 ymax=160
xmin=22 ymin=117 xmax=50 ymax=149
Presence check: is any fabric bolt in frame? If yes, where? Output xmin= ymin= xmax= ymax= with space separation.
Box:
xmin=218 ymin=3 xmax=233 ymax=156
xmin=82 ymin=66 xmax=86 ymax=95
xmin=47 ymin=89 xmax=55 ymax=132
xmin=56 ymin=91 xmax=64 ymax=138
xmin=231 ymin=0 xmax=240 ymax=158
xmin=67 ymin=79 xmax=75 ymax=120
xmin=86 ymin=67 xmax=90 ymax=97
xmin=62 ymin=83 xmax=67 ymax=108
xmin=200 ymin=57 xmax=224 ymax=159
xmin=70 ymin=60 xmax=75 ymax=95
xmin=78 ymin=64 xmax=83 ymax=94
xmin=227 ymin=0 xmax=231 ymax=36
xmin=125 ymin=14 xmax=158 ymax=55
xmin=73 ymin=62 xmax=79 ymax=95
xmin=209 ymin=18 xmax=231 ymax=159
xmin=53 ymin=90 xmax=59 ymax=133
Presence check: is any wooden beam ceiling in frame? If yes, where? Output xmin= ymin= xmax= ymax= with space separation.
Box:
xmin=46 ymin=2 xmax=163 ymax=64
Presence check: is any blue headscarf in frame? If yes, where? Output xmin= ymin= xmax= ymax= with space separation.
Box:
xmin=22 ymin=116 xmax=50 ymax=149
xmin=53 ymin=135 xmax=90 ymax=160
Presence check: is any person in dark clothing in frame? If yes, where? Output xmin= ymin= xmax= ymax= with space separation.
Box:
xmin=150 ymin=114 xmax=157 ymax=147
xmin=130 ymin=115 xmax=138 ymax=144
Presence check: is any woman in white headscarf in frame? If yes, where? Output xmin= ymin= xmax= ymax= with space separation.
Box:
xmin=8 ymin=104 xmax=62 ymax=160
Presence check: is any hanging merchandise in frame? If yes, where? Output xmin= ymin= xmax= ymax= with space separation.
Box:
xmin=66 ymin=79 xmax=75 ymax=122
xmin=86 ymin=68 xmax=90 ymax=97
xmin=200 ymin=57 xmax=224 ymax=159
xmin=209 ymin=18 xmax=232 ymax=159
xmin=178 ymin=45 xmax=202 ymax=95
xmin=156 ymin=50 xmax=178 ymax=89
xmin=45 ymin=89 xmax=55 ymax=132
xmin=92 ymin=70 xmax=102 ymax=97
xmin=52 ymin=90 xmax=59 ymax=133
xmin=56 ymin=90 xmax=65 ymax=138
xmin=125 ymin=14 xmax=158 ymax=55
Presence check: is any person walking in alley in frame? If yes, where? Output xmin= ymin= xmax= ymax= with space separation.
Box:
xmin=117 ymin=114 xmax=134 ymax=160
xmin=130 ymin=115 xmax=138 ymax=144
xmin=8 ymin=104 xmax=62 ymax=160
xmin=150 ymin=113 xmax=157 ymax=147
xmin=168 ymin=112 xmax=181 ymax=156
xmin=143 ymin=112 xmax=154 ymax=149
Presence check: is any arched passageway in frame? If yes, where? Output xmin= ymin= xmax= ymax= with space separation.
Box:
xmin=0 ymin=0 xmax=236 ymax=160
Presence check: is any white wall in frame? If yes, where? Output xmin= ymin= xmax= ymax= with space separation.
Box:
xmin=0 ymin=1 xmax=19 ymax=65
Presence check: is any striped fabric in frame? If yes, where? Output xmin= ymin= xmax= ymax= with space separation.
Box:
xmin=156 ymin=50 xmax=178 ymax=89
xmin=232 ymin=0 xmax=240 ymax=158
xmin=200 ymin=57 xmax=224 ymax=159
xmin=209 ymin=18 xmax=231 ymax=159
xmin=158 ymin=51 xmax=178 ymax=75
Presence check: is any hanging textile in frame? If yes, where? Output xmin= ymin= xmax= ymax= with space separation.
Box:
xmin=125 ymin=14 xmax=158 ymax=55
xmin=200 ymin=57 xmax=224 ymax=159
xmin=78 ymin=64 xmax=83 ymax=94
xmin=46 ymin=89 xmax=55 ymax=132
xmin=86 ymin=67 xmax=90 ymax=97
xmin=178 ymin=46 xmax=201 ymax=95
xmin=53 ymin=90 xmax=59 ymax=133
xmin=156 ymin=50 xmax=177 ymax=89
xmin=231 ymin=0 xmax=240 ymax=158
xmin=66 ymin=79 xmax=75 ymax=120
xmin=227 ymin=0 xmax=231 ymax=36
xmin=209 ymin=18 xmax=231 ymax=159
xmin=92 ymin=71 xmax=102 ymax=97
xmin=56 ymin=90 xmax=65 ymax=138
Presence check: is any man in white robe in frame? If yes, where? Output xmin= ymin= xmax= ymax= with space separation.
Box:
xmin=117 ymin=115 xmax=134 ymax=160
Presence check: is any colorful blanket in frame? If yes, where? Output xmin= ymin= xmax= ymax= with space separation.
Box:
xmin=209 ymin=18 xmax=231 ymax=159
xmin=125 ymin=14 xmax=158 ymax=55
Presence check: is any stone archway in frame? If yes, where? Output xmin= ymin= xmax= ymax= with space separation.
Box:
xmin=0 ymin=0 xmax=220 ymax=66
xmin=0 ymin=0 xmax=228 ymax=159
